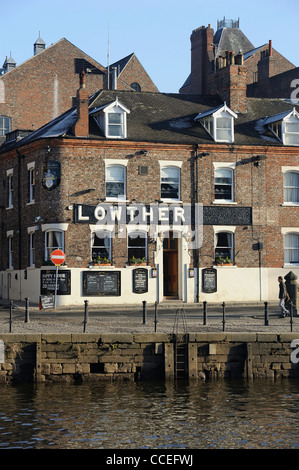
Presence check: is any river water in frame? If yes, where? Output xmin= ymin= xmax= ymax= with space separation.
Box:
xmin=0 ymin=379 xmax=299 ymax=450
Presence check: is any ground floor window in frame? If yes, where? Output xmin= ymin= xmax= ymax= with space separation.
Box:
xmin=92 ymin=231 xmax=112 ymax=262
xmin=128 ymin=231 xmax=147 ymax=263
xmin=284 ymin=233 xmax=299 ymax=264
xmin=215 ymin=231 xmax=233 ymax=262
xmin=45 ymin=230 xmax=64 ymax=261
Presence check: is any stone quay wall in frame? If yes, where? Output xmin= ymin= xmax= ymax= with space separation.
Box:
xmin=0 ymin=333 xmax=298 ymax=384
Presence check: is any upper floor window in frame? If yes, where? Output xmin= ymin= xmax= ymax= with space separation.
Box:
xmin=130 ymin=82 xmax=141 ymax=92
xmin=27 ymin=163 xmax=35 ymax=203
xmin=6 ymin=169 xmax=13 ymax=208
xmin=105 ymin=163 xmax=127 ymax=200
xmin=283 ymin=171 xmax=299 ymax=204
xmin=159 ymin=161 xmax=182 ymax=201
xmin=0 ymin=116 xmax=11 ymax=135
xmin=265 ymin=108 xmax=299 ymax=146
xmin=7 ymin=232 xmax=13 ymax=269
xmin=214 ymin=167 xmax=234 ymax=202
xmin=195 ymin=103 xmax=237 ymax=144
xmin=92 ymin=99 xmax=130 ymax=139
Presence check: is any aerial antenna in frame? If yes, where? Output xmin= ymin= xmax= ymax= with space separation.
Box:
xmin=107 ymin=7 xmax=110 ymax=89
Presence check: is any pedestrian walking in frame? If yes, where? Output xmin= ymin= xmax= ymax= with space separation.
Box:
xmin=278 ymin=276 xmax=290 ymax=318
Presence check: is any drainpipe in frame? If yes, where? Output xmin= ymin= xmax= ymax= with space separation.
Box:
xmin=16 ymin=148 xmax=23 ymax=300
xmin=194 ymin=145 xmax=200 ymax=303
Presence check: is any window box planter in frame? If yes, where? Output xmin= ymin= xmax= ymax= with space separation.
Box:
xmin=129 ymin=257 xmax=147 ymax=266
xmin=215 ymin=257 xmax=234 ymax=266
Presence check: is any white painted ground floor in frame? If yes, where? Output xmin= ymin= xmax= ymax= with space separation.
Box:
xmin=1 ymin=265 xmax=298 ymax=308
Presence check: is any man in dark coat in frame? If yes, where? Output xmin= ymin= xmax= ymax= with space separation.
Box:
xmin=278 ymin=276 xmax=290 ymax=318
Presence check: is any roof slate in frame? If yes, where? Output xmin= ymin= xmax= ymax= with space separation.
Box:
xmin=1 ymin=90 xmax=299 ymax=153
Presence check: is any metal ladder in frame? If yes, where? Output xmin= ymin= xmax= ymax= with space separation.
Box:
xmin=173 ymin=308 xmax=188 ymax=379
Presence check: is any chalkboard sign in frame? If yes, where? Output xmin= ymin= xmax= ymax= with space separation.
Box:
xmin=40 ymin=295 xmax=55 ymax=310
xmin=202 ymin=268 xmax=217 ymax=293
xmin=83 ymin=271 xmax=121 ymax=296
xmin=133 ymin=268 xmax=148 ymax=294
xmin=41 ymin=270 xmax=71 ymax=295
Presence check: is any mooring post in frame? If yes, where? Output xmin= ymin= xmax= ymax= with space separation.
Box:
xmin=203 ymin=301 xmax=207 ymax=325
xmin=83 ymin=300 xmax=89 ymax=333
xmin=264 ymin=301 xmax=269 ymax=326
xmin=142 ymin=300 xmax=147 ymax=325
xmin=222 ymin=302 xmax=226 ymax=331
xmin=25 ymin=297 xmax=29 ymax=323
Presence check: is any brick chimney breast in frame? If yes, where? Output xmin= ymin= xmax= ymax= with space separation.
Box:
xmin=74 ymin=71 xmax=89 ymax=137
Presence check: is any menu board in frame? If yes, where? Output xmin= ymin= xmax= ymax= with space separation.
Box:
xmin=83 ymin=271 xmax=121 ymax=296
xmin=202 ymin=268 xmax=217 ymax=293
xmin=133 ymin=268 xmax=148 ymax=294
xmin=41 ymin=270 xmax=71 ymax=295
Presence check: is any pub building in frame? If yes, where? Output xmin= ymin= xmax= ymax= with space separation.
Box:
xmin=0 ymin=67 xmax=298 ymax=307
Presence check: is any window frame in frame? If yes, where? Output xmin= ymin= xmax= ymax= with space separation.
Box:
xmin=159 ymin=161 xmax=183 ymax=202
xmin=283 ymin=170 xmax=299 ymax=205
xmin=27 ymin=162 xmax=35 ymax=204
xmin=213 ymin=226 xmax=236 ymax=264
xmin=44 ymin=229 xmax=64 ymax=261
xmin=7 ymin=232 xmax=13 ymax=269
xmin=127 ymin=230 xmax=148 ymax=263
xmin=105 ymin=162 xmax=127 ymax=201
xmin=283 ymin=230 xmax=299 ymax=266
xmin=91 ymin=230 xmax=112 ymax=262
xmin=6 ymin=169 xmax=13 ymax=209
xmin=0 ymin=116 xmax=11 ymax=136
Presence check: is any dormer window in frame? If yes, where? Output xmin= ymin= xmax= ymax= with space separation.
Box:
xmin=195 ymin=103 xmax=237 ymax=143
xmin=91 ymin=99 xmax=130 ymax=139
xmin=265 ymin=108 xmax=299 ymax=146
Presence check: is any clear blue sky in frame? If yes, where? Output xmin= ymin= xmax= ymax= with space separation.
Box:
xmin=0 ymin=0 xmax=298 ymax=93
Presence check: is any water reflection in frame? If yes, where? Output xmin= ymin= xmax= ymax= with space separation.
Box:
xmin=0 ymin=379 xmax=299 ymax=449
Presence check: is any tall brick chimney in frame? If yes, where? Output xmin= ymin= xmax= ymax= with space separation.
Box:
xmin=207 ymin=55 xmax=248 ymax=113
xmin=190 ymin=25 xmax=214 ymax=94
xmin=74 ymin=71 xmax=89 ymax=137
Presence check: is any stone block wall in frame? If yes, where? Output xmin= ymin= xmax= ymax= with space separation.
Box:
xmin=0 ymin=333 xmax=299 ymax=384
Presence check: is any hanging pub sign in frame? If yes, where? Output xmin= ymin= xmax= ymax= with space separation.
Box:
xmin=202 ymin=268 xmax=217 ymax=293
xmin=42 ymin=160 xmax=61 ymax=190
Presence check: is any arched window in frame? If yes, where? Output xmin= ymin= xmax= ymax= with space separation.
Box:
xmin=130 ymin=82 xmax=141 ymax=92
xmin=215 ymin=231 xmax=234 ymax=262
xmin=44 ymin=230 xmax=64 ymax=261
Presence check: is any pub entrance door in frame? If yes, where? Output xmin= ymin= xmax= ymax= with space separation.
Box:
xmin=163 ymin=231 xmax=179 ymax=298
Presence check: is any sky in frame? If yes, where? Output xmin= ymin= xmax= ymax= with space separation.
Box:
xmin=0 ymin=0 xmax=298 ymax=93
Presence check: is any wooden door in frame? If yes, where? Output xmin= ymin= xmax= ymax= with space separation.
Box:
xmin=163 ymin=233 xmax=178 ymax=297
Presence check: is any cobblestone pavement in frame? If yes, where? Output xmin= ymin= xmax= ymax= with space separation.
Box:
xmin=0 ymin=302 xmax=297 ymax=335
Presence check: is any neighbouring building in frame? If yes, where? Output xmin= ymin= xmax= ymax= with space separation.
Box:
xmin=0 ymin=35 xmax=158 ymax=144
xmin=0 ymin=60 xmax=298 ymax=307
xmin=180 ymin=17 xmax=298 ymax=100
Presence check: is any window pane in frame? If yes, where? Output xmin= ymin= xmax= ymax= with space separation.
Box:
xmin=108 ymin=124 xmax=123 ymax=136
xmin=108 ymin=113 xmax=122 ymax=124
xmin=285 ymin=233 xmax=299 ymax=263
xmin=215 ymin=232 xmax=233 ymax=260
xmin=284 ymin=133 xmax=299 ymax=146
xmin=285 ymin=122 xmax=299 ymax=133
xmin=161 ymin=167 xmax=180 ymax=199
xmin=106 ymin=182 xmax=125 ymax=198
xmin=106 ymin=166 xmax=125 ymax=181
xmin=128 ymin=232 xmax=147 ymax=261
xmin=106 ymin=165 xmax=125 ymax=198
xmin=92 ymin=232 xmax=111 ymax=259
xmin=216 ymin=128 xmax=232 ymax=141
xmin=215 ymin=168 xmax=233 ymax=200
xmin=284 ymin=172 xmax=299 ymax=203
xmin=216 ymin=117 xmax=231 ymax=129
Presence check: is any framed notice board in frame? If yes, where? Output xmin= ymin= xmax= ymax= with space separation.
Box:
xmin=83 ymin=271 xmax=121 ymax=296
xmin=202 ymin=268 xmax=217 ymax=293
xmin=41 ymin=270 xmax=71 ymax=295
xmin=133 ymin=268 xmax=148 ymax=294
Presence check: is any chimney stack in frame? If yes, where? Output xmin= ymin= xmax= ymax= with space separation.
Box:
xmin=74 ymin=71 xmax=89 ymax=137
xmin=112 ymin=67 xmax=117 ymax=90
xmin=190 ymin=25 xmax=214 ymax=94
